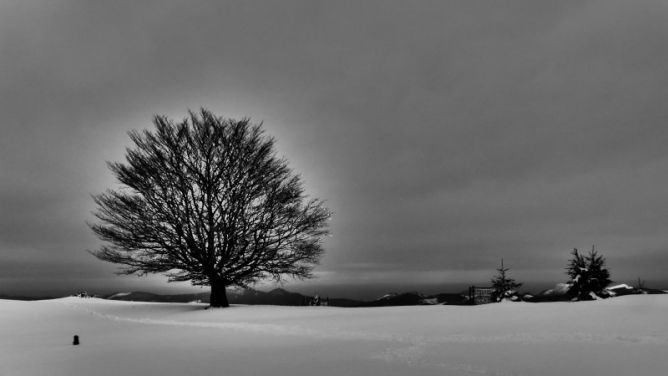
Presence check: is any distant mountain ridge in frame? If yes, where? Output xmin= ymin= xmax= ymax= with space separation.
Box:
xmin=0 ymin=294 xmax=56 ymax=301
xmin=104 ymin=291 xmax=210 ymax=303
xmin=103 ymin=288 xmax=335 ymax=306
xmin=102 ymin=288 xmax=470 ymax=307
xmin=3 ymin=283 xmax=664 ymax=305
xmin=358 ymin=291 xmax=469 ymax=307
xmin=525 ymin=282 xmax=667 ymax=302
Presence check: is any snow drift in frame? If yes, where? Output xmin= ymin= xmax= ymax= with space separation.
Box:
xmin=1 ymin=295 xmax=667 ymax=375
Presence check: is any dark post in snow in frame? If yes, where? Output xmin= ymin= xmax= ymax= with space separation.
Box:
xmin=73 ymin=335 xmax=79 ymax=345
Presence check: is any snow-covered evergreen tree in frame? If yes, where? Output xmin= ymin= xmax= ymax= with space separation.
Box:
xmin=566 ymin=246 xmax=611 ymax=300
xmin=491 ymin=259 xmax=522 ymax=302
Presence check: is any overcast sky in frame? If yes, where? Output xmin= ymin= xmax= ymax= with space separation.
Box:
xmin=2 ymin=0 xmax=668 ymax=299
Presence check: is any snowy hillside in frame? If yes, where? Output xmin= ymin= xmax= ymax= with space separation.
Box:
xmin=1 ymin=296 xmax=667 ymax=375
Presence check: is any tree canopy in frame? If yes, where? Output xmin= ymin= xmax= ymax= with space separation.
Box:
xmin=566 ymin=246 xmax=611 ymax=300
xmin=89 ymin=110 xmax=331 ymax=307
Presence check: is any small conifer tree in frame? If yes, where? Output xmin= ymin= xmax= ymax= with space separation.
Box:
xmin=491 ymin=259 xmax=522 ymax=302
xmin=566 ymin=246 xmax=611 ymax=300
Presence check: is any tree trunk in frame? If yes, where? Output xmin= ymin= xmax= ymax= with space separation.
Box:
xmin=210 ymin=280 xmax=229 ymax=308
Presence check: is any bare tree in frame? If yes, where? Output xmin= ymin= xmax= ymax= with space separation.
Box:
xmin=89 ymin=110 xmax=331 ymax=307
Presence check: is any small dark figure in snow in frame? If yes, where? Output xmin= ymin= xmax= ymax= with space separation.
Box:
xmin=311 ymin=295 xmax=321 ymax=306
xmin=73 ymin=335 xmax=80 ymax=345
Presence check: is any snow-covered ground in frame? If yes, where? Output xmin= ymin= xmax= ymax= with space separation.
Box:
xmin=1 ymin=296 xmax=667 ymax=376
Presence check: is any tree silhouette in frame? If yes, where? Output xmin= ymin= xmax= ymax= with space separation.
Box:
xmin=89 ymin=110 xmax=331 ymax=307
xmin=566 ymin=246 xmax=611 ymax=300
xmin=490 ymin=259 xmax=522 ymax=302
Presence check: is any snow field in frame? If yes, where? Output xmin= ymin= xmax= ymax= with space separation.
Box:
xmin=1 ymin=295 xmax=667 ymax=376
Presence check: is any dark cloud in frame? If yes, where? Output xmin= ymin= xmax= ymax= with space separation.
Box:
xmin=2 ymin=0 xmax=668 ymax=298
